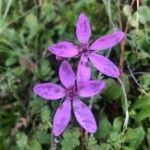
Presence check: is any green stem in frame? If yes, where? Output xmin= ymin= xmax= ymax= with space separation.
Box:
xmin=50 ymin=134 xmax=57 ymax=150
xmin=118 ymin=77 xmax=129 ymax=135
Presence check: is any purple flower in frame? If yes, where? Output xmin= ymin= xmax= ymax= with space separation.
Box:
xmin=48 ymin=13 xmax=125 ymax=80
xmin=33 ymin=61 xmax=105 ymax=136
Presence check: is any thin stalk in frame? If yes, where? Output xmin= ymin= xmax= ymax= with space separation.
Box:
xmin=7 ymin=78 xmax=27 ymax=113
xmin=0 ymin=5 xmax=40 ymax=34
xmin=50 ymin=134 xmax=57 ymax=150
xmin=102 ymin=0 xmax=115 ymax=29
xmin=136 ymin=0 xmax=139 ymax=31
xmin=80 ymin=127 xmax=86 ymax=150
xmin=127 ymin=61 xmax=149 ymax=96
xmin=118 ymin=78 xmax=129 ymax=135
xmin=3 ymin=0 xmax=13 ymax=18
xmin=117 ymin=0 xmax=136 ymax=73
xmin=0 ymin=0 xmax=2 ymax=17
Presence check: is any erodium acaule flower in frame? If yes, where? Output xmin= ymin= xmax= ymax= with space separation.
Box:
xmin=48 ymin=13 xmax=125 ymax=80
xmin=33 ymin=61 xmax=105 ymax=136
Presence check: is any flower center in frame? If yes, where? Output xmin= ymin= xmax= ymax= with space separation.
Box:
xmin=66 ymin=86 xmax=77 ymax=97
xmin=82 ymin=44 xmax=88 ymax=52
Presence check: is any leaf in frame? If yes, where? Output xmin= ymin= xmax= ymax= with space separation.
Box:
xmin=5 ymin=56 xmax=17 ymax=66
xmin=99 ymin=144 xmax=111 ymax=150
xmin=30 ymin=98 xmax=45 ymax=114
xmin=103 ymin=79 xmax=122 ymax=101
xmin=41 ymin=105 xmax=51 ymax=123
xmin=112 ymin=117 xmax=123 ymax=133
xmin=61 ymin=128 xmax=80 ymax=150
xmin=27 ymin=140 xmax=42 ymax=150
xmin=24 ymin=13 xmax=39 ymax=40
xmin=108 ymin=131 xmax=122 ymax=149
xmin=129 ymin=12 xmax=138 ymax=27
xmin=124 ymin=127 xmax=145 ymax=149
xmin=139 ymin=74 xmax=150 ymax=92
xmin=122 ymin=146 xmax=135 ymax=150
xmin=87 ymin=135 xmax=99 ymax=150
xmin=35 ymin=131 xmax=51 ymax=145
xmin=16 ymin=132 xmax=28 ymax=150
xmin=41 ymin=1 xmax=56 ymax=23
xmin=39 ymin=59 xmax=53 ymax=79
xmin=134 ymin=108 xmax=150 ymax=121
xmin=96 ymin=113 xmax=112 ymax=139
xmin=133 ymin=96 xmax=150 ymax=109
xmin=123 ymin=5 xmax=130 ymax=16
xmin=138 ymin=6 xmax=150 ymax=24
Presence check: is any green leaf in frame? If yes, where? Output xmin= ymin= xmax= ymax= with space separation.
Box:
xmin=108 ymin=131 xmax=122 ymax=149
xmin=41 ymin=105 xmax=51 ymax=123
xmin=122 ymin=146 xmax=135 ymax=150
xmin=16 ymin=132 xmax=28 ymax=150
xmin=96 ymin=113 xmax=112 ymax=139
xmin=139 ymin=74 xmax=150 ymax=92
xmin=123 ymin=5 xmax=130 ymax=16
xmin=103 ymin=79 xmax=122 ymax=101
xmin=87 ymin=135 xmax=99 ymax=150
xmin=24 ymin=13 xmax=39 ymax=39
xmin=5 ymin=56 xmax=17 ymax=66
xmin=133 ymin=96 xmax=150 ymax=109
xmin=99 ymin=144 xmax=111 ymax=150
xmin=61 ymin=128 xmax=80 ymax=150
xmin=129 ymin=12 xmax=138 ymax=27
xmin=134 ymin=107 xmax=150 ymax=121
xmin=35 ymin=131 xmax=51 ymax=145
xmin=138 ymin=6 xmax=150 ymax=24
xmin=30 ymin=97 xmax=45 ymax=114
xmin=124 ymin=127 xmax=145 ymax=148
xmin=27 ymin=140 xmax=42 ymax=150
xmin=39 ymin=59 xmax=52 ymax=78
xmin=113 ymin=117 xmax=123 ymax=133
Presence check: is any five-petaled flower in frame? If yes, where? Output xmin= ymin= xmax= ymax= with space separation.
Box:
xmin=48 ymin=13 xmax=125 ymax=82
xmin=33 ymin=61 xmax=105 ymax=136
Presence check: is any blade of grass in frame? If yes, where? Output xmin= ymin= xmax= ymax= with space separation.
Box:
xmin=0 ymin=0 xmax=2 ymax=17
xmin=3 ymin=0 xmax=13 ymax=18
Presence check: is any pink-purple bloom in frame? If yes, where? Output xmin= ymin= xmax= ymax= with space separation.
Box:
xmin=33 ymin=61 xmax=105 ymax=136
xmin=48 ymin=13 xmax=125 ymax=79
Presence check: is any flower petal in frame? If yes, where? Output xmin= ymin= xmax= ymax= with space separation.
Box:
xmin=48 ymin=41 xmax=79 ymax=58
xmin=53 ymin=97 xmax=71 ymax=136
xmin=77 ymin=80 xmax=105 ymax=97
xmin=73 ymin=97 xmax=97 ymax=133
xmin=76 ymin=13 xmax=91 ymax=44
xmin=59 ymin=60 xmax=75 ymax=88
xmin=77 ymin=55 xmax=90 ymax=85
xmin=33 ymin=83 xmax=66 ymax=100
xmin=89 ymin=53 xmax=120 ymax=78
xmin=89 ymin=31 xmax=125 ymax=51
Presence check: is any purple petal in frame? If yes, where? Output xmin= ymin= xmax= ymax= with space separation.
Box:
xmin=33 ymin=83 xmax=66 ymax=100
xmin=73 ymin=97 xmax=97 ymax=133
xmin=76 ymin=13 xmax=91 ymax=44
xmin=89 ymin=53 xmax=120 ymax=78
xmin=89 ymin=31 xmax=125 ymax=51
xmin=59 ymin=60 xmax=75 ymax=88
xmin=53 ymin=97 xmax=71 ymax=136
xmin=77 ymin=55 xmax=90 ymax=85
xmin=48 ymin=41 xmax=79 ymax=58
xmin=77 ymin=80 xmax=105 ymax=97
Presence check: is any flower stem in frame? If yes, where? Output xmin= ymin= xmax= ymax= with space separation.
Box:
xmin=118 ymin=78 xmax=129 ymax=135
xmin=50 ymin=133 xmax=57 ymax=150
xmin=80 ymin=127 xmax=86 ymax=150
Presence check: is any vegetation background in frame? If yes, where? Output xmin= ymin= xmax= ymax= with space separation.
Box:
xmin=0 ymin=0 xmax=150 ymax=149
